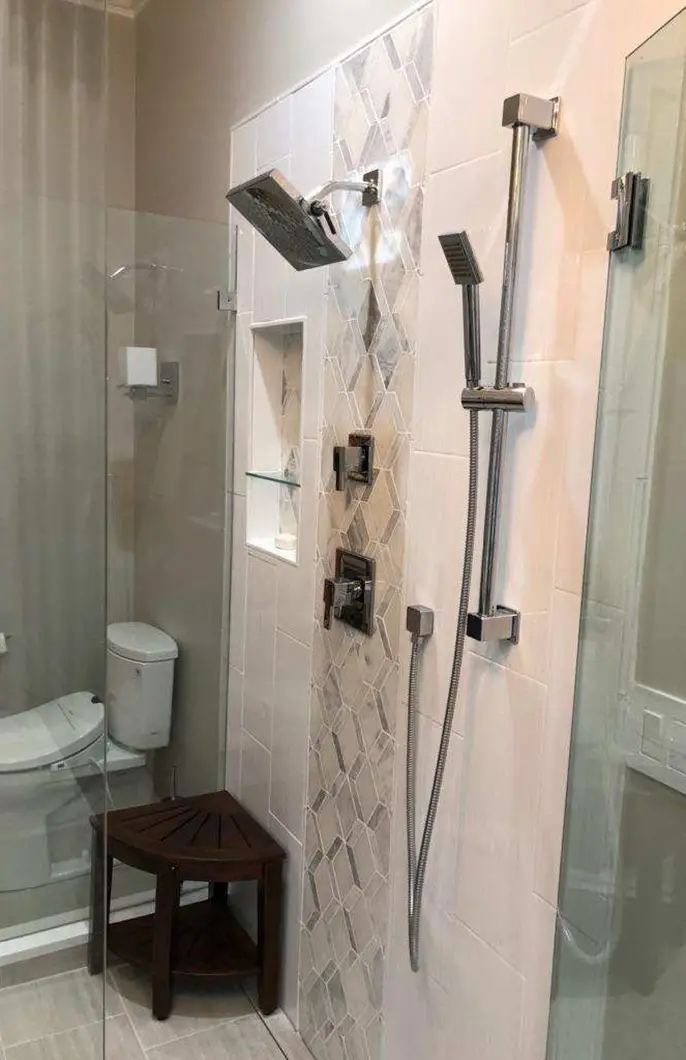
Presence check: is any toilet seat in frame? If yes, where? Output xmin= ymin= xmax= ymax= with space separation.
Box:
xmin=0 ymin=692 xmax=105 ymax=774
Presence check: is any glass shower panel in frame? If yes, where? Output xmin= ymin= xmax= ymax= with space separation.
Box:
xmin=105 ymin=206 xmax=231 ymax=809
xmin=548 ymin=10 xmax=686 ymax=1060
xmin=103 ymin=0 xmax=232 ymax=951
xmin=128 ymin=210 xmax=230 ymax=802
xmin=0 ymin=0 xmax=109 ymax=1023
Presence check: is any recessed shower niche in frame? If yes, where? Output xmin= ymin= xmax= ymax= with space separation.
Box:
xmin=246 ymin=320 xmax=304 ymax=565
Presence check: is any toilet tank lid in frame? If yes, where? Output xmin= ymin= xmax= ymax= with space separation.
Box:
xmin=107 ymin=623 xmax=178 ymax=663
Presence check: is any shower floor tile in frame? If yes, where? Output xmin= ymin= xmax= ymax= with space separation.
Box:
xmin=0 ymin=962 xmax=306 ymax=1060
xmin=143 ymin=1015 xmax=283 ymax=1060
xmin=3 ymin=1015 xmax=142 ymax=1060
xmin=111 ymin=964 xmax=255 ymax=1051
xmin=0 ymin=969 xmax=122 ymax=1048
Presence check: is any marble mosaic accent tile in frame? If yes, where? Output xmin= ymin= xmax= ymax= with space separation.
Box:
xmin=299 ymin=7 xmax=434 ymax=1060
xmin=280 ymin=331 xmax=303 ymax=537
xmin=282 ymin=331 xmax=303 ymax=479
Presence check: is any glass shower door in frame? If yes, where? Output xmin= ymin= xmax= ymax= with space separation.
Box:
xmin=0 ymin=0 xmax=109 ymax=1047
xmin=548 ymin=10 xmax=686 ymax=1060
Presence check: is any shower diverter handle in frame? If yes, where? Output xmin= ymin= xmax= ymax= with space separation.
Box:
xmin=323 ymin=548 xmax=376 ymax=636
xmin=323 ymin=577 xmax=364 ymax=629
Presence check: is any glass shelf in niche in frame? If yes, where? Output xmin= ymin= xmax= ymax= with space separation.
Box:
xmin=246 ymin=470 xmax=301 ymax=489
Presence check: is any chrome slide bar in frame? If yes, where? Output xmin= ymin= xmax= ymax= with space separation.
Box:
xmin=467 ymin=93 xmax=560 ymax=645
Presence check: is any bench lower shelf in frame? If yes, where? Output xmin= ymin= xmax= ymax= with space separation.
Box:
xmin=108 ymin=899 xmax=259 ymax=980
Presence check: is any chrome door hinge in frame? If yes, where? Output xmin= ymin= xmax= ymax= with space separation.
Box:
xmin=607 ymin=172 xmax=649 ymax=252
xmin=217 ymin=290 xmax=238 ymax=312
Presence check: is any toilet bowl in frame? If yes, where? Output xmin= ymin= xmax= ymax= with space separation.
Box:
xmin=0 ymin=622 xmax=178 ymax=892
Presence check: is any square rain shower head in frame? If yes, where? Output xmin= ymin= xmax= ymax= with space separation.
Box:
xmin=227 ymin=169 xmax=353 ymax=272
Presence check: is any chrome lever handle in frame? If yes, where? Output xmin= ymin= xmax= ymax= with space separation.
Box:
xmin=323 ymin=577 xmax=363 ymax=629
xmin=332 ymin=433 xmax=375 ymax=492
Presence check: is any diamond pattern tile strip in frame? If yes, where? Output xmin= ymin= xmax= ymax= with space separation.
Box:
xmin=301 ymin=7 xmax=434 ymax=1060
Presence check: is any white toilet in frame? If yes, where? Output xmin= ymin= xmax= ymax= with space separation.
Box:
xmin=106 ymin=622 xmax=177 ymax=751
xmin=0 ymin=622 xmax=178 ymax=892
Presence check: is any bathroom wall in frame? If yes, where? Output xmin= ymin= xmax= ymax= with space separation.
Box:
xmin=0 ymin=1 xmax=136 ymax=716
xmin=226 ymin=0 xmax=686 ymax=1058
xmin=131 ymin=210 xmax=230 ymax=797
xmin=134 ymin=0 xmax=421 ymax=223
xmin=134 ymin=0 xmax=231 ymax=224
xmin=225 ymin=5 xmax=433 ymax=1053
xmin=116 ymin=0 xmax=686 ymax=1053
xmin=130 ymin=5 xmax=231 ymax=797
xmin=107 ymin=10 xmax=137 ymax=627
xmin=226 ymin=68 xmax=334 ymax=1027
xmin=383 ymin=2 xmax=686 ymax=1060
xmin=299 ymin=13 xmax=432 ymax=1060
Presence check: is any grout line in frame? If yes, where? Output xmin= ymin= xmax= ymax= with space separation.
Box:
xmin=3 ymin=1023 xmax=128 ymax=1060
xmin=261 ymin=1019 xmax=291 ymax=1060
xmin=243 ymin=727 xmax=272 ymax=756
xmin=426 ymin=147 xmax=503 ymax=182
xmin=118 ymin=999 xmax=147 ymax=1057
xmin=0 ymin=963 xmax=88 ymax=995
xmin=231 ymin=0 xmax=433 ymax=132
xmin=508 ymin=0 xmax=596 ymax=46
xmin=243 ymin=986 xmax=311 ymax=1060
xmin=466 ymin=648 xmax=549 ymax=689
xmin=450 ymin=908 xmax=528 ymax=980
xmin=243 ymin=994 xmax=291 ymax=1060
xmin=3 ymin=1016 xmax=107 ymax=1052
xmin=136 ymin=1014 xmax=269 ymax=1055
xmin=112 ymin=976 xmax=263 ymax=1055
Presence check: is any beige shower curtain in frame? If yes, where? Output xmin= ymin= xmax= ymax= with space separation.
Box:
xmin=0 ymin=0 xmax=108 ymax=715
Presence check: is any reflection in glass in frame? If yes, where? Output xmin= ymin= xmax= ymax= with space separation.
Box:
xmin=548 ymin=10 xmax=686 ymax=1060
xmin=0 ymin=0 xmax=109 ymax=945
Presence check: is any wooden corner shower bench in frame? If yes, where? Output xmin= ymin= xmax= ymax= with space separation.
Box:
xmin=87 ymin=790 xmax=286 ymax=1020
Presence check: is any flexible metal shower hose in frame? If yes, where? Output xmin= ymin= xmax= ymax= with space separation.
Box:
xmin=406 ymin=409 xmax=479 ymax=972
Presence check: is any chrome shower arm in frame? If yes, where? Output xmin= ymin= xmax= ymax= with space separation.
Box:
xmin=309 ymin=179 xmax=370 ymax=198
xmin=308 ymin=169 xmax=382 ymax=212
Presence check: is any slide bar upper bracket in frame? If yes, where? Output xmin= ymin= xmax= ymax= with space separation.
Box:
xmin=502 ymin=94 xmax=561 ymax=141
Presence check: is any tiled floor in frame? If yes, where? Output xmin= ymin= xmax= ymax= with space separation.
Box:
xmin=0 ymin=964 xmax=304 ymax=1059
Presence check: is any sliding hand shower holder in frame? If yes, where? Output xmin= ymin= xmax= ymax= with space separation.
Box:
xmin=468 ymin=93 xmax=559 ymax=644
xmin=405 ymin=93 xmax=560 ymax=974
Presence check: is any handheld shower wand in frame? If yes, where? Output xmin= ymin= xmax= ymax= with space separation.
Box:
xmin=405 ymin=231 xmax=483 ymax=973
xmin=438 ymin=232 xmax=483 ymax=386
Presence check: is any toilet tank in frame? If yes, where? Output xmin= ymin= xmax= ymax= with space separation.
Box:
xmin=106 ymin=623 xmax=178 ymax=751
